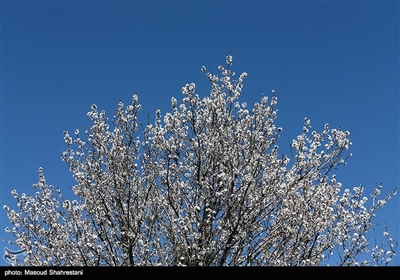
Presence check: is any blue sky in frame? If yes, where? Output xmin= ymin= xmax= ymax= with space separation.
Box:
xmin=0 ymin=1 xmax=398 ymax=266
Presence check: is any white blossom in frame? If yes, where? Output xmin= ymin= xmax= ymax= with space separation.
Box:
xmin=226 ymin=55 xmax=233 ymax=65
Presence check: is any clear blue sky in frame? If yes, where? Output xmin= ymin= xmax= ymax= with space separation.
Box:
xmin=1 ymin=1 xmax=398 ymax=266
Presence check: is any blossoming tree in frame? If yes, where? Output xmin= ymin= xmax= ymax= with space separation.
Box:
xmin=3 ymin=56 xmax=397 ymax=266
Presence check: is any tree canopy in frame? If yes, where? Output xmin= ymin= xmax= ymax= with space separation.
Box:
xmin=3 ymin=56 xmax=397 ymax=266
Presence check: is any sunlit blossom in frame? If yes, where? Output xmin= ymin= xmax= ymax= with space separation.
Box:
xmin=226 ymin=55 xmax=233 ymax=65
